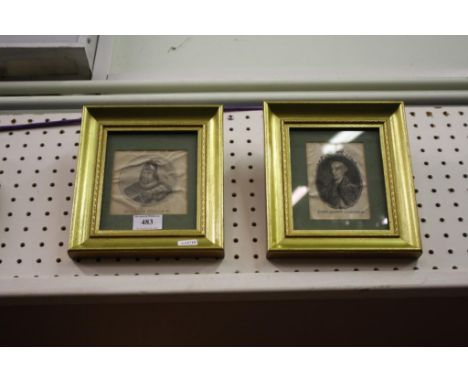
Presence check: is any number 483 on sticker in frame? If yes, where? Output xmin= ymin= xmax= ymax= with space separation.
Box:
xmin=133 ymin=215 xmax=163 ymax=230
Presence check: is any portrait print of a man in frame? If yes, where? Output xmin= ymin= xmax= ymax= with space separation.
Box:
xmin=124 ymin=160 xmax=172 ymax=205
xmin=306 ymin=143 xmax=370 ymax=220
xmin=109 ymin=150 xmax=188 ymax=215
xmin=320 ymin=159 xmax=361 ymax=209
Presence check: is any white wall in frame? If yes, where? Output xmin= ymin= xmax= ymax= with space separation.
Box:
xmin=108 ymin=36 xmax=468 ymax=85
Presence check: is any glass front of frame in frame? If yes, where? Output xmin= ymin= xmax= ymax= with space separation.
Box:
xmin=289 ymin=127 xmax=389 ymax=231
xmin=99 ymin=130 xmax=198 ymax=230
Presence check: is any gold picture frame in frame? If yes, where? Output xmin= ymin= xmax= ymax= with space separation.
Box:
xmin=264 ymin=101 xmax=421 ymax=257
xmin=68 ymin=105 xmax=224 ymax=258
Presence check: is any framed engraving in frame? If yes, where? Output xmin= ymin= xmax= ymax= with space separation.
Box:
xmin=306 ymin=142 xmax=369 ymax=220
xmin=68 ymin=105 xmax=224 ymax=258
xmin=110 ymin=150 xmax=188 ymax=216
xmin=264 ymin=101 xmax=422 ymax=257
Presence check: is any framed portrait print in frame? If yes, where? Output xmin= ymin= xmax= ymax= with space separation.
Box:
xmin=264 ymin=101 xmax=421 ymax=257
xmin=68 ymin=105 xmax=223 ymax=258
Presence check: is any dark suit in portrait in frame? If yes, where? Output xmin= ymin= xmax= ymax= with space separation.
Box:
xmin=321 ymin=175 xmax=361 ymax=209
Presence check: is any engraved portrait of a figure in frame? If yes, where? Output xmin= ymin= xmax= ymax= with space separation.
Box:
xmin=316 ymin=157 xmax=363 ymax=209
xmin=306 ymin=142 xmax=370 ymax=220
xmin=110 ymin=150 xmax=188 ymax=215
xmin=124 ymin=160 xmax=172 ymax=205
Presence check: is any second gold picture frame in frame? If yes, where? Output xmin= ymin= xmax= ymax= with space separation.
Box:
xmin=264 ymin=101 xmax=422 ymax=257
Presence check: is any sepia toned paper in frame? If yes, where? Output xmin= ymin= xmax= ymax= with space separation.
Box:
xmin=306 ymin=143 xmax=370 ymax=220
xmin=109 ymin=150 xmax=188 ymax=215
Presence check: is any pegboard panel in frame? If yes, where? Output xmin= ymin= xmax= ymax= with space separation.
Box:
xmin=0 ymin=106 xmax=467 ymax=299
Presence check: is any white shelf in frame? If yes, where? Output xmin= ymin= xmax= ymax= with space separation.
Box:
xmin=0 ymin=106 xmax=467 ymax=302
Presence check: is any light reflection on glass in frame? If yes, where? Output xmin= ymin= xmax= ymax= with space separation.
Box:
xmin=329 ymin=131 xmax=364 ymax=144
xmin=291 ymin=185 xmax=308 ymax=206
xmin=321 ymin=131 xmax=365 ymax=156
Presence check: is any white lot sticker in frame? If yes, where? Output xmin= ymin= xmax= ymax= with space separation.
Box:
xmin=177 ymin=239 xmax=198 ymax=246
xmin=132 ymin=215 xmax=163 ymax=230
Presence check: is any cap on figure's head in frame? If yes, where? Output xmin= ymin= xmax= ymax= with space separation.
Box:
xmin=140 ymin=160 xmax=159 ymax=185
